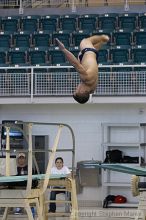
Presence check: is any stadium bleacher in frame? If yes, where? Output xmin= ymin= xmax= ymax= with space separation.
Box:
xmin=78 ymin=14 xmax=97 ymax=32
xmin=32 ymin=31 xmax=51 ymax=47
xmin=20 ymin=15 xmax=40 ymax=32
xmin=72 ymin=30 xmax=91 ymax=46
xmin=118 ymin=13 xmax=138 ymax=30
xmin=0 ymin=31 xmax=12 ymax=48
xmin=131 ymin=45 xmax=146 ymax=64
xmin=133 ymin=29 xmax=146 ymax=45
xmin=28 ymin=47 xmax=47 ymax=65
xmin=138 ymin=13 xmax=146 ymax=29
xmin=0 ymin=13 xmax=145 ymax=67
xmin=112 ymin=29 xmax=132 ymax=46
xmin=109 ymin=45 xmax=131 ymax=64
xmin=13 ymin=31 xmax=31 ymax=48
xmin=1 ymin=16 xmax=20 ymax=32
xmin=52 ymin=30 xmax=71 ymax=47
xmin=98 ymin=13 xmax=118 ymax=30
xmin=8 ymin=47 xmax=27 ymax=65
xmin=59 ymin=14 xmax=78 ymax=31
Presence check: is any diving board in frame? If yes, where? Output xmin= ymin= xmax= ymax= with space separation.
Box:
xmin=0 ymin=174 xmax=67 ymax=183
xmin=79 ymin=161 xmax=146 ymax=176
xmin=79 ymin=161 xmax=146 ymax=220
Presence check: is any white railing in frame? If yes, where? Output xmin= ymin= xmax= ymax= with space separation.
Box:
xmin=0 ymin=0 xmax=145 ymax=8
xmin=22 ymin=0 xmax=32 ymax=8
xmin=0 ymin=0 xmax=19 ymax=7
xmin=0 ymin=65 xmax=146 ymax=98
xmin=0 ymin=0 xmax=68 ymax=8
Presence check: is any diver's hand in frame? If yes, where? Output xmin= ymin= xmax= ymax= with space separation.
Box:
xmin=55 ymin=38 xmax=65 ymax=51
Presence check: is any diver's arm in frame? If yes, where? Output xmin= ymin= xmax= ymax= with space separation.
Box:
xmin=56 ymin=38 xmax=87 ymax=77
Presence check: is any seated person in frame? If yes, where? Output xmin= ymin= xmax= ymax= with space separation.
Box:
xmin=17 ymin=153 xmax=28 ymax=175
xmin=17 ymin=153 xmax=36 ymax=176
xmin=49 ymin=157 xmax=71 ymax=213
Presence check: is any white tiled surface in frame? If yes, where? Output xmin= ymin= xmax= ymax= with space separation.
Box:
xmin=0 ymin=207 xmax=144 ymax=220
xmin=0 ymin=216 xmax=140 ymax=220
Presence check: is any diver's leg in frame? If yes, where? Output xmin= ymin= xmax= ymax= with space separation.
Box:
xmin=80 ymin=35 xmax=109 ymax=50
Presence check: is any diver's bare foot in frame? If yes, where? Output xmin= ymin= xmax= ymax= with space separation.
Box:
xmin=101 ymin=34 xmax=110 ymax=43
xmin=93 ymin=35 xmax=109 ymax=50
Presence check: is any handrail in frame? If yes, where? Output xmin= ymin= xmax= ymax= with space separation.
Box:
xmin=0 ymin=64 xmax=145 ymax=69
xmin=0 ymin=65 xmax=146 ymax=98
xmin=0 ymin=121 xmax=75 ymax=197
xmin=17 ymin=121 xmax=76 ymax=174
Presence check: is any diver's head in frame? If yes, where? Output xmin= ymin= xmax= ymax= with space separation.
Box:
xmin=73 ymin=93 xmax=89 ymax=104
xmin=73 ymin=84 xmax=90 ymax=104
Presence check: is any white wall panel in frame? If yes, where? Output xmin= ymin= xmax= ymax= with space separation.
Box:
xmin=0 ymin=103 xmax=146 ymax=202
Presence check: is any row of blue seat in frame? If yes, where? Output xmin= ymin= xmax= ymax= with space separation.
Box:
xmin=0 ymin=13 xmax=145 ymax=66
xmin=0 ymin=13 xmax=145 ymax=33
xmin=0 ymin=29 xmax=146 ymax=48
xmin=99 ymin=45 xmax=146 ymax=64
xmin=0 ymin=45 xmax=145 ymax=65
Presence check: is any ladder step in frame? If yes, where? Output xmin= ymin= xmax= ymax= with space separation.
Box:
xmin=48 ymin=188 xmax=70 ymax=192
xmin=46 ymin=212 xmax=70 ymax=217
xmin=45 ymin=200 xmax=72 ymax=204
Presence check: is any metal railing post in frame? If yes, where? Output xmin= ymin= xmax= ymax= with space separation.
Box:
xmin=19 ymin=0 xmax=24 ymax=14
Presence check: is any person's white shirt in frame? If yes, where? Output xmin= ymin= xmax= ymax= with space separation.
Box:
xmin=51 ymin=166 xmax=70 ymax=175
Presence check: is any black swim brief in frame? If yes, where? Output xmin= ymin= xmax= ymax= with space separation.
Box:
xmin=78 ymin=48 xmax=99 ymax=63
